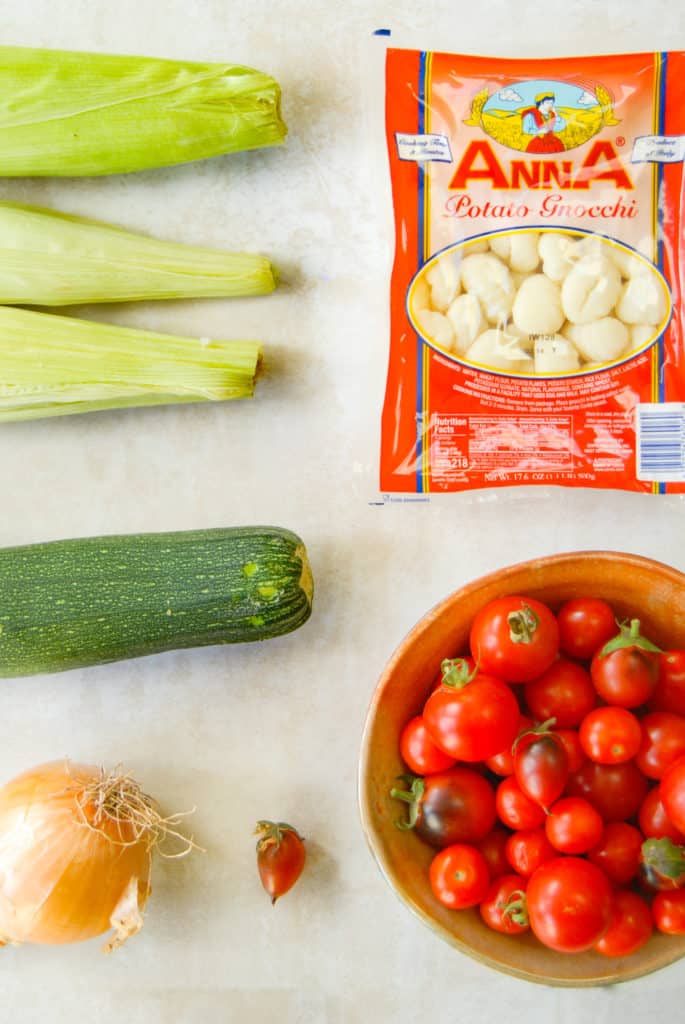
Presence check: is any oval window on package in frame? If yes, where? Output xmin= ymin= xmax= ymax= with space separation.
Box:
xmin=407 ymin=229 xmax=672 ymax=378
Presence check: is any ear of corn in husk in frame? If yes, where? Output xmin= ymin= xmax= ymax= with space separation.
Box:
xmin=0 ymin=202 xmax=276 ymax=305
xmin=0 ymin=46 xmax=286 ymax=176
xmin=0 ymin=306 xmax=261 ymax=422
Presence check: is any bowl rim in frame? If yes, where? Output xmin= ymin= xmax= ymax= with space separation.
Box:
xmin=358 ymin=550 xmax=685 ymax=987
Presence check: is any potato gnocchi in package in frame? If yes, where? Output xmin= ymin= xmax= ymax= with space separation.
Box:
xmin=380 ymin=49 xmax=685 ymax=494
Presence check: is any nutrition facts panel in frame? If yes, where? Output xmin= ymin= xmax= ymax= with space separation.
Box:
xmin=432 ymin=413 xmax=575 ymax=479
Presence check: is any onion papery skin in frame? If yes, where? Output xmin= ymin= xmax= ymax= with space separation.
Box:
xmin=0 ymin=761 xmax=151 ymax=945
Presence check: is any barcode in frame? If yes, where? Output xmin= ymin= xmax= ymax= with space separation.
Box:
xmin=636 ymin=404 xmax=685 ymax=481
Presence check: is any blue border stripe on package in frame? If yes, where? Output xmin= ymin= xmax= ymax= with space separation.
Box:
xmin=657 ymin=52 xmax=668 ymax=491
xmin=658 ymin=52 xmax=667 ymax=400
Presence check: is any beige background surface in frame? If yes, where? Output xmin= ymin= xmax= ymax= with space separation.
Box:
xmin=1 ymin=1 xmax=684 ymax=1021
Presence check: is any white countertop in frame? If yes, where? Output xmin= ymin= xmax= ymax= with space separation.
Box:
xmin=2 ymin=2 xmax=685 ymax=1021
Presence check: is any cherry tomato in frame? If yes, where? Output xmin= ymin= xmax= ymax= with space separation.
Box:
xmin=590 ymin=620 xmax=660 ymax=708
xmin=635 ymin=712 xmax=685 ymax=780
xmin=423 ymin=663 xmax=519 ymax=762
xmin=639 ymin=836 xmax=685 ymax=891
xmin=545 ymin=796 xmax=604 ymax=854
xmin=477 ymin=827 xmax=512 ymax=880
xmin=594 ymin=890 xmax=653 ymax=957
xmin=579 ymin=706 xmax=642 ymax=765
xmin=659 ymin=755 xmax=685 ymax=835
xmin=390 ymin=768 xmax=496 ymax=848
xmin=512 ymin=724 xmax=568 ymax=810
xmin=469 ymin=595 xmax=559 ymax=684
xmin=649 ymin=651 xmax=685 ymax=716
xmin=638 ymin=786 xmax=685 ymax=844
xmin=592 ymin=649 xmax=660 ymax=708
xmin=485 ymin=714 xmax=533 ymax=776
xmin=523 ymin=658 xmax=596 ymax=728
xmin=527 ymin=856 xmax=613 ymax=952
xmin=587 ymin=822 xmax=644 ymax=886
xmin=505 ymin=828 xmax=556 ymax=878
xmin=429 ymin=844 xmax=490 ymax=909
xmin=652 ymin=889 xmax=685 ymax=934
xmin=495 ymin=776 xmax=546 ymax=831
xmin=556 ymin=597 xmax=617 ymax=662
xmin=255 ymin=821 xmax=306 ymax=904
xmin=479 ymin=873 xmax=529 ymax=935
xmin=556 ymin=729 xmax=586 ymax=773
xmin=399 ymin=716 xmax=457 ymax=775
xmin=566 ymin=759 xmax=648 ymax=823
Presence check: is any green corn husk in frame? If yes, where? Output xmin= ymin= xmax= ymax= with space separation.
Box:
xmin=0 ymin=46 xmax=287 ymax=176
xmin=0 ymin=306 xmax=261 ymax=422
xmin=0 ymin=201 xmax=276 ymax=305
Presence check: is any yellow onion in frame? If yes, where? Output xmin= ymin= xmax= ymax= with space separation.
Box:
xmin=0 ymin=760 xmax=192 ymax=951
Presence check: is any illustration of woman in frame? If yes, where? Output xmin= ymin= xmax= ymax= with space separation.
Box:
xmin=521 ymin=93 xmax=566 ymax=152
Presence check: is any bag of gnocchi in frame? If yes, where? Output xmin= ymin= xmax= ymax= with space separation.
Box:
xmin=380 ymin=48 xmax=685 ymax=495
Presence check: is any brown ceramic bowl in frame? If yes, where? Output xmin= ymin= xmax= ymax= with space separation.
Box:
xmin=359 ymin=551 xmax=685 ymax=986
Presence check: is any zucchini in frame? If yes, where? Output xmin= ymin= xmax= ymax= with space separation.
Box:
xmin=0 ymin=527 xmax=313 ymax=677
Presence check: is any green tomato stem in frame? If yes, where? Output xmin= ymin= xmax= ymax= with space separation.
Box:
xmin=440 ymin=658 xmax=476 ymax=690
xmin=255 ymin=820 xmax=303 ymax=852
xmin=511 ymin=716 xmax=558 ymax=754
xmin=390 ymin=776 xmax=425 ymax=830
xmin=507 ymin=603 xmax=539 ymax=645
xmin=499 ymin=890 xmax=529 ymax=927
xmin=598 ymin=618 xmax=662 ymax=658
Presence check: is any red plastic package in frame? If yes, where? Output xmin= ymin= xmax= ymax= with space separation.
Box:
xmin=380 ymin=49 xmax=685 ymax=494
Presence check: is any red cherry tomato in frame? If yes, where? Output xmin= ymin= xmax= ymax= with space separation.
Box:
xmin=399 ymin=716 xmax=457 ymax=775
xmin=594 ymin=890 xmax=653 ymax=957
xmin=649 ymin=651 xmax=685 ymax=716
xmin=635 ymin=712 xmax=685 ymax=780
xmin=590 ymin=620 xmax=660 ymax=708
xmin=566 ymin=760 xmax=648 ymax=823
xmin=556 ymin=729 xmax=586 ymax=773
xmin=477 ymin=827 xmax=512 ymax=880
xmin=545 ymin=796 xmax=604 ymax=854
xmin=512 ymin=724 xmax=569 ymax=810
xmin=592 ymin=649 xmax=660 ymax=708
xmin=587 ymin=821 xmax=644 ymax=886
xmin=527 ymin=857 xmax=613 ymax=952
xmin=390 ymin=768 xmax=496 ymax=848
xmin=638 ymin=786 xmax=685 ymax=843
xmin=652 ymin=889 xmax=685 ymax=934
xmin=659 ymin=755 xmax=685 ymax=835
xmin=505 ymin=828 xmax=556 ymax=878
xmin=479 ymin=873 xmax=529 ymax=935
xmin=579 ymin=706 xmax=642 ymax=765
xmin=495 ymin=776 xmax=546 ymax=831
xmin=429 ymin=844 xmax=490 ymax=909
xmin=469 ymin=595 xmax=559 ymax=684
xmin=423 ymin=663 xmax=520 ymax=762
xmin=523 ymin=659 xmax=596 ymax=728
xmin=556 ymin=598 xmax=617 ymax=662
xmin=255 ymin=821 xmax=306 ymax=904
xmin=485 ymin=714 xmax=533 ymax=776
